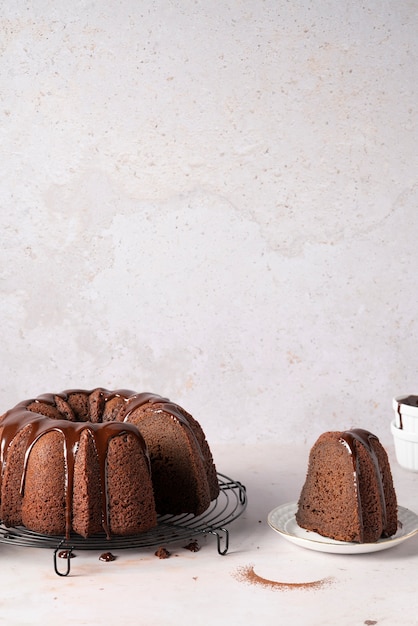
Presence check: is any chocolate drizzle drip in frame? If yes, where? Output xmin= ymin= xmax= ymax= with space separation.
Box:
xmin=339 ymin=428 xmax=387 ymax=542
xmin=397 ymin=403 xmax=403 ymax=429
xmin=0 ymin=388 xmax=197 ymax=539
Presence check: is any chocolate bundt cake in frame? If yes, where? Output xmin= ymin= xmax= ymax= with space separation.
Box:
xmin=0 ymin=389 xmax=219 ymax=538
xmin=296 ymin=429 xmax=398 ymax=543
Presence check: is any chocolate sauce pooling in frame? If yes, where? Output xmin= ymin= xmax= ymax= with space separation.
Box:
xmin=398 ymin=395 xmax=418 ymax=408
xmin=339 ymin=428 xmax=387 ymax=542
xmin=0 ymin=388 xmax=198 ymax=539
xmin=396 ymin=396 xmax=418 ymax=430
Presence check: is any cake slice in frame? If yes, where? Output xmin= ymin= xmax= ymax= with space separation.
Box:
xmin=296 ymin=429 xmax=398 ymax=543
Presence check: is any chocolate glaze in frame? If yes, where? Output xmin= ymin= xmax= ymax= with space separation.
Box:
xmin=396 ymin=396 xmax=418 ymax=430
xmin=339 ymin=428 xmax=387 ymax=541
xmin=398 ymin=395 xmax=418 ymax=408
xmin=0 ymin=388 xmax=197 ymax=539
xmin=99 ymin=552 xmax=116 ymax=562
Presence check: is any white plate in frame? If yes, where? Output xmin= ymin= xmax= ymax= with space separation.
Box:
xmin=267 ymin=502 xmax=418 ymax=554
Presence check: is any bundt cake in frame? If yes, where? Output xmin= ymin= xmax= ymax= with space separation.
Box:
xmin=296 ymin=429 xmax=398 ymax=543
xmin=0 ymin=389 xmax=219 ymax=539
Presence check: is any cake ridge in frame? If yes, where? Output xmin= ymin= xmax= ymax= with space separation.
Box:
xmin=339 ymin=428 xmax=387 ymax=539
xmin=123 ymin=396 xmax=206 ymax=463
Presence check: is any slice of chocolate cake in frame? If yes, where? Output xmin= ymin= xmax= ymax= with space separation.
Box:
xmin=296 ymin=429 xmax=398 ymax=543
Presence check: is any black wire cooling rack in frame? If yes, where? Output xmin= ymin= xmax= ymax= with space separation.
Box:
xmin=0 ymin=472 xmax=247 ymax=576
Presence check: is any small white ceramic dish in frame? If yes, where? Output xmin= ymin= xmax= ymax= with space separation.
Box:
xmin=268 ymin=502 xmax=418 ymax=554
xmin=391 ymin=419 xmax=418 ymax=471
xmin=393 ymin=395 xmax=418 ymax=432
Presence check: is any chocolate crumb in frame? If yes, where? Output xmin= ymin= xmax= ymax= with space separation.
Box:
xmin=183 ymin=540 xmax=200 ymax=552
xmin=233 ymin=564 xmax=333 ymax=591
xmin=155 ymin=547 xmax=171 ymax=559
xmin=99 ymin=552 xmax=116 ymax=562
xmin=364 ymin=621 xmax=378 ymax=625
xmin=58 ymin=550 xmax=75 ymax=559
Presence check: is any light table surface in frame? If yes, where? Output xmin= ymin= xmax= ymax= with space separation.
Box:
xmin=1 ymin=441 xmax=417 ymax=626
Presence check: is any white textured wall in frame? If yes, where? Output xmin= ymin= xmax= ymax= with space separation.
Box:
xmin=1 ymin=1 xmax=417 ymax=444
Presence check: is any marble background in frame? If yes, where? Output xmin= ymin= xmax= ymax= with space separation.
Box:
xmin=1 ymin=1 xmax=417 ymax=444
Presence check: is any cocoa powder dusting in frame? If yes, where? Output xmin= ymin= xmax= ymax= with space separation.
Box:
xmin=233 ymin=564 xmax=333 ymax=591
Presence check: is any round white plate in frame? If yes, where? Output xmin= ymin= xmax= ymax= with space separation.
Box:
xmin=267 ymin=502 xmax=418 ymax=554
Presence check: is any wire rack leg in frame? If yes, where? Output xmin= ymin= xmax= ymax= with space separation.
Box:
xmin=205 ymin=527 xmax=229 ymax=555
xmin=53 ymin=540 xmax=74 ymax=577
